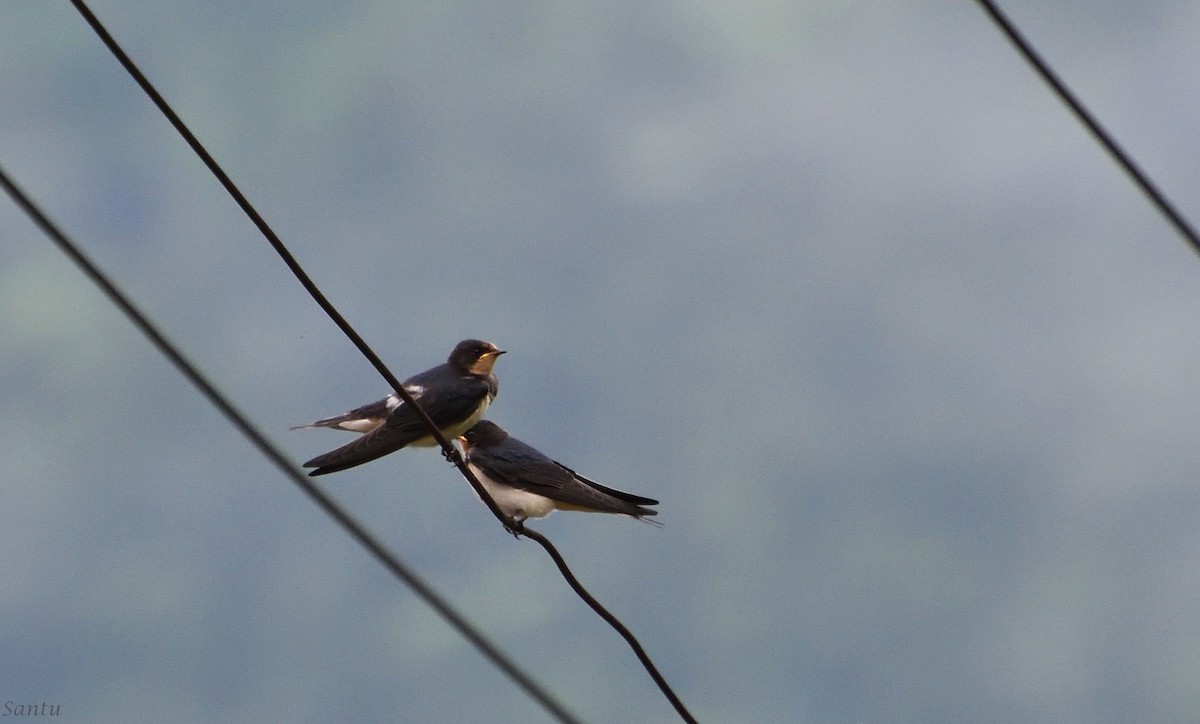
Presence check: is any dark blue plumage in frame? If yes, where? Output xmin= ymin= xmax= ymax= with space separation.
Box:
xmin=459 ymin=420 xmax=659 ymax=522
xmin=296 ymin=339 xmax=505 ymax=476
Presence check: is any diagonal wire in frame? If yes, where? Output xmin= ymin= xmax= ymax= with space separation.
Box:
xmin=973 ymin=0 xmax=1200 ymax=254
xmin=0 ymin=164 xmax=582 ymax=724
xmin=66 ymin=0 xmax=515 ymax=531
xmin=68 ymin=1 xmax=697 ymax=721
xmin=523 ymin=528 xmax=697 ymax=722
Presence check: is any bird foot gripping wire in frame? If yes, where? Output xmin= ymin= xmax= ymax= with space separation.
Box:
xmin=441 ymin=446 xmax=464 ymax=465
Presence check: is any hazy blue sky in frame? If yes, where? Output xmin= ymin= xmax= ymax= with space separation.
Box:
xmin=4 ymin=2 xmax=1200 ymax=722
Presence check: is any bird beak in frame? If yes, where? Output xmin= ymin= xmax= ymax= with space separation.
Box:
xmin=489 ymin=349 xmax=507 ymax=357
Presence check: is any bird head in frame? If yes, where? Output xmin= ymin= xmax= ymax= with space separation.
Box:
xmin=449 ymin=339 xmax=506 ymax=375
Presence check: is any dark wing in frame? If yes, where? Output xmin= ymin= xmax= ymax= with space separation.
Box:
xmin=550 ymin=463 xmax=659 ymax=516
xmin=470 ymin=439 xmax=576 ymax=491
xmin=554 ymin=461 xmax=659 ymax=506
xmin=473 ymin=441 xmax=658 ymax=516
xmin=303 ymin=375 xmax=491 ymax=475
xmin=303 ymin=422 xmax=415 ymax=475
xmin=375 ymin=373 xmax=492 ymax=441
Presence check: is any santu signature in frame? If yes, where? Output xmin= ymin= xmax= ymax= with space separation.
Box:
xmin=3 ymin=702 xmax=60 ymax=717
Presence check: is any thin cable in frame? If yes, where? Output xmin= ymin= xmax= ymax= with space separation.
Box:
xmin=973 ymin=0 xmax=1200 ymax=254
xmin=70 ymin=2 xmax=696 ymax=720
xmin=523 ymin=528 xmax=699 ymax=723
xmin=67 ymin=0 xmax=515 ymax=530
xmin=0 ymin=164 xmax=582 ymax=724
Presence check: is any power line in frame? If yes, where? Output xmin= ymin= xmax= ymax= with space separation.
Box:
xmin=0 ymin=166 xmax=583 ymax=724
xmin=526 ymin=527 xmax=697 ymax=721
xmin=973 ymin=0 xmax=1200 ymax=254
xmin=66 ymin=0 xmax=514 ymax=531
xmin=66 ymin=1 xmax=696 ymax=721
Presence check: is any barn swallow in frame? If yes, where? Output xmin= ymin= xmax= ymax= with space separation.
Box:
xmin=295 ymin=339 xmax=505 ymax=476
xmin=458 ymin=420 xmax=659 ymax=523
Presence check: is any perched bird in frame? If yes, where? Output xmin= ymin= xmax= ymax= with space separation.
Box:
xmin=296 ymin=339 xmax=505 ymax=476
xmin=458 ymin=420 xmax=659 ymax=523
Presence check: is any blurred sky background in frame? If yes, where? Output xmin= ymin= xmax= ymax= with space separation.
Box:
xmin=3 ymin=1 xmax=1200 ymax=722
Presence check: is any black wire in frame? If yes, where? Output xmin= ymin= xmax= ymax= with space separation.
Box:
xmin=523 ymin=529 xmax=699 ymax=723
xmin=973 ymin=0 xmax=1200 ymax=254
xmin=68 ymin=1 xmax=696 ymax=720
xmin=0 ymin=166 xmax=583 ymax=724
xmin=66 ymin=0 xmax=516 ymax=531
